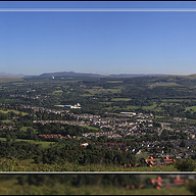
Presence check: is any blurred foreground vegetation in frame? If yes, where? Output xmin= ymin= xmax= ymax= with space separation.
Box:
xmin=0 ymin=175 xmax=193 ymax=195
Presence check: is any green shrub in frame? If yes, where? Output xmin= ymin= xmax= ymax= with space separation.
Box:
xmin=175 ymin=159 xmax=195 ymax=171
xmin=187 ymin=180 xmax=196 ymax=195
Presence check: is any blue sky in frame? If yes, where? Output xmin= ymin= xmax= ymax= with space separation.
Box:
xmin=1 ymin=2 xmax=196 ymax=75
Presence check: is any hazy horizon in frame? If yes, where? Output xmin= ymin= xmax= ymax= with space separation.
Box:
xmin=1 ymin=70 xmax=196 ymax=77
xmin=1 ymin=2 xmax=196 ymax=75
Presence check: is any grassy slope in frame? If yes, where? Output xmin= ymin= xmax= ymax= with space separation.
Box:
xmin=0 ymin=138 xmax=53 ymax=148
xmin=0 ymin=158 xmax=178 ymax=172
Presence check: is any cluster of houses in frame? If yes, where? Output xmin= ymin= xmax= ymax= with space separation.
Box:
xmin=68 ymin=112 xmax=154 ymax=138
xmin=9 ymin=92 xmax=49 ymax=101
xmin=33 ymin=120 xmax=86 ymax=127
xmin=12 ymin=105 xmax=154 ymax=137
xmin=0 ymin=124 xmax=14 ymax=131
xmin=18 ymin=105 xmax=63 ymax=114
xmin=145 ymin=155 xmax=176 ymax=167
xmin=38 ymin=134 xmax=71 ymax=140
xmin=1 ymin=103 xmax=196 ymax=162
xmin=82 ymin=131 xmax=123 ymax=139
xmin=29 ymin=108 xmax=155 ymax=139
xmin=186 ymin=126 xmax=196 ymax=140
xmin=54 ymin=103 xmax=81 ymax=109
xmin=126 ymin=139 xmax=196 ymax=160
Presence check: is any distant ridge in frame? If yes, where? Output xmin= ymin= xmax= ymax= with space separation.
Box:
xmin=107 ymin=73 xmax=171 ymax=78
xmin=187 ymin=74 xmax=196 ymax=78
xmin=38 ymin=71 xmax=173 ymax=79
xmin=39 ymin=71 xmax=102 ymax=78
xmin=2 ymin=71 xmax=196 ymax=79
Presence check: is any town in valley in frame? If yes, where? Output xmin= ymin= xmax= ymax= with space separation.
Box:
xmin=0 ymin=72 xmax=196 ymax=171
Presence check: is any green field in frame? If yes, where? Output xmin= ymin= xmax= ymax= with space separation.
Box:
xmin=0 ymin=138 xmax=53 ymax=148
xmin=100 ymin=101 xmax=113 ymax=105
xmin=149 ymin=82 xmax=180 ymax=88
xmin=111 ymin=98 xmax=131 ymax=101
xmin=106 ymin=80 xmax=123 ymax=84
xmin=82 ymin=125 xmax=99 ymax=131
xmin=105 ymin=103 xmax=161 ymax=112
xmin=125 ymin=105 xmax=140 ymax=110
xmin=186 ymin=106 xmax=196 ymax=112
xmin=85 ymin=87 xmax=121 ymax=95
xmin=81 ymin=93 xmax=94 ymax=97
xmin=19 ymin=126 xmax=34 ymax=132
xmin=0 ymin=109 xmax=28 ymax=116
xmin=142 ymin=103 xmax=162 ymax=112
xmin=162 ymin=99 xmax=189 ymax=103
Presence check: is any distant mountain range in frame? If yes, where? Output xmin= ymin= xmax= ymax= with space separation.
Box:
xmin=39 ymin=71 xmax=102 ymax=78
xmin=1 ymin=71 xmax=196 ymax=79
xmin=38 ymin=71 xmax=173 ymax=79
